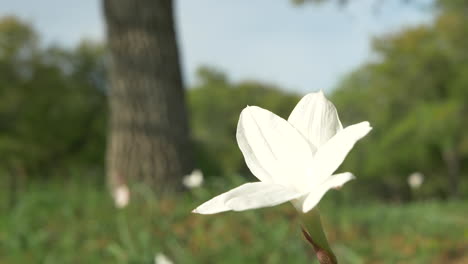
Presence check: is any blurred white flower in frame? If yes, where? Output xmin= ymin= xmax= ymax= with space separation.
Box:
xmin=183 ymin=169 xmax=204 ymax=189
xmin=193 ymin=91 xmax=372 ymax=214
xmin=408 ymin=172 xmax=424 ymax=189
xmin=113 ymin=185 xmax=130 ymax=208
xmin=155 ymin=253 xmax=173 ymax=264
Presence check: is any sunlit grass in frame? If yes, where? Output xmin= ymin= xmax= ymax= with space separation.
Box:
xmin=0 ymin=177 xmax=466 ymax=263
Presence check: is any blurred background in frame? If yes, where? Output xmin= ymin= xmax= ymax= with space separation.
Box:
xmin=0 ymin=0 xmax=467 ymax=263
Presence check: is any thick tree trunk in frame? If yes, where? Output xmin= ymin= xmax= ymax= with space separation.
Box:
xmin=103 ymin=0 xmax=193 ymax=194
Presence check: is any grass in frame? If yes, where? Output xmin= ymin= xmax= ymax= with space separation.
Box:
xmin=0 ymin=177 xmax=466 ymax=264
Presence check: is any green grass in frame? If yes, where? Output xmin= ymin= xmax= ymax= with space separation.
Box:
xmin=0 ymin=178 xmax=467 ymax=264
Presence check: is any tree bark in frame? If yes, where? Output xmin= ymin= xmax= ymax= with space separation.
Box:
xmin=103 ymin=0 xmax=193 ymax=194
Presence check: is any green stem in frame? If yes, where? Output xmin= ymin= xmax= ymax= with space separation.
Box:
xmin=299 ymin=208 xmax=337 ymax=264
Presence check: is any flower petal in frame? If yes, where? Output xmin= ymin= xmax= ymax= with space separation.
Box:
xmin=299 ymin=172 xmax=355 ymax=213
xmin=192 ymin=182 xmax=302 ymax=214
xmin=236 ymin=106 xmax=315 ymax=190
xmin=312 ymin=121 xmax=372 ymax=181
xmin=288 ymin=91 xmax=343 ymax=148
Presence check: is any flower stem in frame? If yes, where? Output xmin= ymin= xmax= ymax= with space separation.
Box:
xmin=299 ymin=209 xmax=337 ymax=264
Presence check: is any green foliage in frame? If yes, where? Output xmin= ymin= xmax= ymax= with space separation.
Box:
xmin=331 ymin=7 xmax=468 ymax=199
xmin=0 ymin=16 xmax=107 ymax=178
xmin=0 ymin=178 xmax=466 ymax=263
xmin=437 ymin=0 xmax=468 ymax=10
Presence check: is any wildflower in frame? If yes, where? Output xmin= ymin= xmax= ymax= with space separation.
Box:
xmin=183 ymin=169 xmax=204 ymax=189
xmin=408 ymin=172 xmax=424 ymax=189
xmin=193 ymin=91 xmax=371 ymax=214
xmin=113 ymin=184 xmax=130 ymax=208
xmin=154 ymin=253 xmax=173 ymax=264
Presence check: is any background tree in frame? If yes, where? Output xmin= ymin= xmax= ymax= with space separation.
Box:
xmin=103 ymin=0 xmax=193 ymax=194
xmin=331 ymin=0 xmax=468 ymax=200
xmin=0 ymin=17 xmax=107 ymax=177
xmin=0 ymin=17 xmax=107 ymax=205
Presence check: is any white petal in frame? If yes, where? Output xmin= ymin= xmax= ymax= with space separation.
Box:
xmin=236 ymin=106 xmax=315 ymax=190
xmin=312 ymin=121 xmax=372 ymax=181
xmin=155 ymin=253 xmax=174 ymax=264
xmin=288 ymin=91 xmax=343 ymax=148
xmin=113 ymin=185 xmax=130 ymax=209
xmin=299 ymin=172 xmax=355 ymax=213
xmin=192 ymin=182 xmax=302 ymax=214
xmin=183 ymin=169 xmax=204 ymax=189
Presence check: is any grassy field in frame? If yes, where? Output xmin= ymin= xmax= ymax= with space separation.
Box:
xmin=0 ymin=178 xmax=467 ymax=264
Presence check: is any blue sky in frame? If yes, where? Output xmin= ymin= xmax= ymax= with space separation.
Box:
xmin=1 ymin=0 xmax=433 ymax=94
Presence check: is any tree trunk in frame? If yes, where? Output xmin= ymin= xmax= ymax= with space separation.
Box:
xmin=103 ymin=0 xmax=193 ymax=194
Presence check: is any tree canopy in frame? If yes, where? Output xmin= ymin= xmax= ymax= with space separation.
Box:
xmin=0 ymin=17 xmax=107 ymax=179
xmin=331 ymin=3 xmax=468 ymax=199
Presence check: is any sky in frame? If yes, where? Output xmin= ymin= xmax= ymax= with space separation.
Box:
xmin=1 ymin=0 xmax=433 ymax=94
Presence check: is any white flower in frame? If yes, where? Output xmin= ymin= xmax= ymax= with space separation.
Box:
xmin=154 ymin=253 xmax=173 ymax=264
xmin=192 ymin=91 xmax=371 ymax=214
xmin=408 ymin=172 xmax=424 ymax=189
xmin=183 ymin=169 xmax=204 ymax=189
xmin=113 ymin=185 xmax=130 ymax=209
